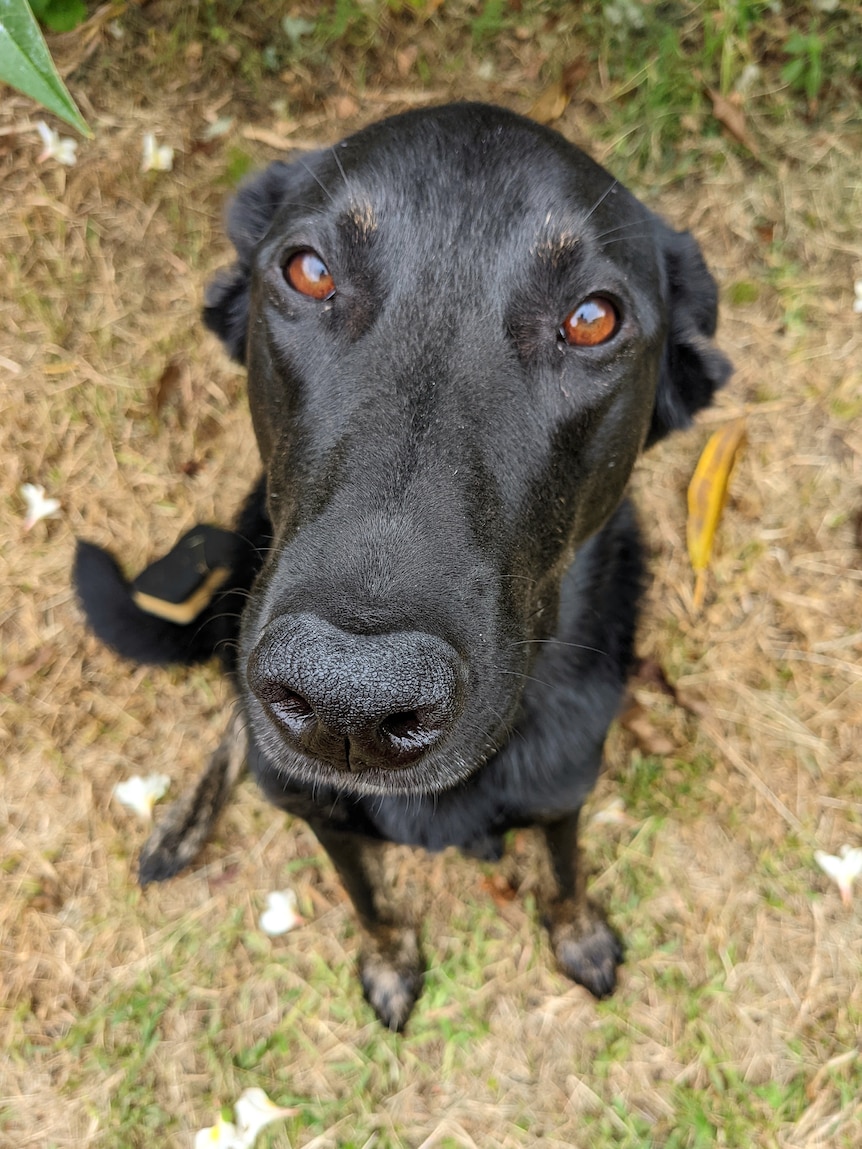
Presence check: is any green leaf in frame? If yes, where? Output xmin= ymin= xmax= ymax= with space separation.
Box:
xmin=780 ymin=57 xmax=805 ymax=87
xmin=29 ymin=0 xmax=88 ymax=34
xmin=0 ymin=0 xmax=91 ymax=136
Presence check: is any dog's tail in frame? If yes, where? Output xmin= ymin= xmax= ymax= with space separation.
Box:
xmin=73 ymin=476 xmax=270 ymax=671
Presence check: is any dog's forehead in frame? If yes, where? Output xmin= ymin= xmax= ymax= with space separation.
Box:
xmin=318 ymin=108 xmax=655 ymax=259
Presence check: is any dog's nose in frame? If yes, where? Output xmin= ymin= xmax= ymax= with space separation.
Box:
xmin=246 ymin=613 xmax=463 ymax=772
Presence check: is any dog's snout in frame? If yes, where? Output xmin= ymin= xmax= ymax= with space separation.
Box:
xmin=247 ymin=613 xmax=463 ymax=772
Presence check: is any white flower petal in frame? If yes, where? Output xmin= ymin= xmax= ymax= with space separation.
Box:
xmin=35 ymin=121 xmax=77 ymax=165
xmin=142 ymin=132 xmax=174 ymax=173
xmin=234 ymin=1087 xmax=299 ymax=1147
xmin=55 ymin=138 xmax=78 ymax=165
xmin=815 ymin=846 xmax=862 ymax=907
xmin=258 ymin=889 xmax=303 ymax=936
xmin=113 ymin=773 xmax=171 ymax=820
xmin=20 ymin=483 xmax=61 ymax=530
xmin=815 ymin=850 xmax=843 ymax=880
xmin=36 ymin=121 xmax=57 ymax=157
xmin=590 ymin=797 xmax=631 ymax=825
xmin=194 ymin=1115 xmax=240 ymax=1149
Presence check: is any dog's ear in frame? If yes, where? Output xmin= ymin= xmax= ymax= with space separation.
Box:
xmin=646 ymin=227 xmax=733 ymax=447
xmin=203 ymin=161 xmax=300 ymax=363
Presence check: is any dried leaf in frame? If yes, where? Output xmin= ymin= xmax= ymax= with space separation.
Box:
xmin=673 ymin=687 xmax=709 ymax=718
xmin=561 ymin=57 xmax=590 ymax=93
xmin=687 ymin=418 xmax=747 ymax=610
xmin=619 ymin=698 xmax=676 ymax=757
xmin=242 ymin=125 xmax=297 ymax=150
xmin=631 ymin=657 xmax=676 ymax=697
xmin=706 ymin=88 xmax=760 ymax=159
xmin=631 ymin=657 xmax=708 ymax=716
xmin=207 ymin=863 xmax=240 ymax=890
xmin=754 ymin=221 xmax=775 ymax=245
xmin=154 ymin=356 xmax=185 ymax=416
xmin=27 ymin=877 xmax=64 ymax=913
xmin=480 ymin=873 xmax=518 ymax=906
xmin=529 ymin=81 xmax=569 ymax=125
xmin=334 ymin=95 xmax=359 ymax=120
xmin=396 ymin=46 xmax=418 ymax=78
xmin=0 ymin=645 xmax=54 ymax=692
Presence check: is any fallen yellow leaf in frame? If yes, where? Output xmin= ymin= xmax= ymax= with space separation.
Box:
xmin=705 ymin=88 xmax=760 ymax=160
xmin=529 ymin=82 xmax=570 ymax=125
xmin=687 ymin=418 xmax=747 ymax=610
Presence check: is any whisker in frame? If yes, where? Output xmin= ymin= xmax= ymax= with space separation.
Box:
xmin=511 ymin=637 xmax=609 ymax=657
xmin=593 ymin=219 xmax=654 ymax=245
xmin=299 ymin=158 xmax=335 ymax=203
xmin=330 ymin=143 xmax=352 ymax=196
xmin=493 ymin=667 xmax=556 ymax=691
xmin=582 ymin=178 xmax=619 ymax=224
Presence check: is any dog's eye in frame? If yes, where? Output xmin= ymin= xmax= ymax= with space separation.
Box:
xmin=560 ymin=296 xmax=619 ymax=347
xmin=284 ymin=249 xmax=336 ymax=300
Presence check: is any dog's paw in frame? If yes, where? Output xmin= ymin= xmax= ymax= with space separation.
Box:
xmin=548 ymin=911 xmax=623 ymax=999
xmin=359 ymin=928 xmax=423 ymax=1032
xmin=137 ymin=790 xmax=217 ymax=886
xmin=138 ymin=820 xmax=191 ymax=885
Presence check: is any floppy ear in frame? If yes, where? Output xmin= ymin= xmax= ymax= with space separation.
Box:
xmin=203 ymin=159 xmax=315 ymax=363
xmin=646 ymin=227 xmax=733 ymax=447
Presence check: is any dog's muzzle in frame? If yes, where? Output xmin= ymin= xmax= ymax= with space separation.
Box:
xmin=246 ymin=613 xmax=465 ymax=774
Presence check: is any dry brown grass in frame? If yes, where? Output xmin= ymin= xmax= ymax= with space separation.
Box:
xmin=2 ymin=7 xmax=862 ymax=1147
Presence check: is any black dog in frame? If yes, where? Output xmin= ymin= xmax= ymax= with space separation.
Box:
xmin=76 ymin=103 xmax=730 ymax=1030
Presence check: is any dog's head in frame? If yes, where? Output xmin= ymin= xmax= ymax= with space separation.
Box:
xmin=205 ymin=103 xmax=731 ymax=797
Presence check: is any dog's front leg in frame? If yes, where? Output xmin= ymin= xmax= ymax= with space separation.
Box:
xmin=538 ymin=810 xmax=622 ymax=998
xmin=138 ymin=707 xmax=248 ymax=885
xmin=310 ymin=824 xmax=423 ymax=1031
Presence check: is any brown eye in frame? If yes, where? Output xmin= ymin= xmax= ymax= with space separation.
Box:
xmin=560 ymin=296 xmax=619 ymax=347
xmin=284 ymin=249 xmax=335 ymax=300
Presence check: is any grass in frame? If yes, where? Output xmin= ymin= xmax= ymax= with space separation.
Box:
xmin=71 ymin=1 xmax=862 ymax=155
xmin=3 ymin=1 xmax=862 ymax=1147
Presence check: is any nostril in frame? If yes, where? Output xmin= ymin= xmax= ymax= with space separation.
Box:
xmin=273 ymin=688 xmax=314 ymax=716
xmin=264 ymin=686 xmax=316 ymax=731
xmin=378 ymin=707 xmax=445 ymax=756
xmin=380 ymin=710 xmax=422 ymax=742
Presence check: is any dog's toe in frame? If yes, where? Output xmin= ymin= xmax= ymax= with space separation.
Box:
xmin=137 ymin=799 xmax=214 ymax=886
xmin=549 ymin=912 xmax=623 ymax=999
xmin=358 ymin=929 xmax=423 ymax=1032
